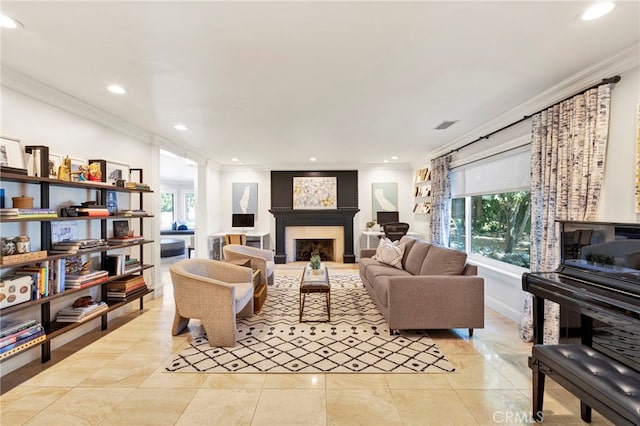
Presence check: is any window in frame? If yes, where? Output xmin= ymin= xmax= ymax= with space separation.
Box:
xmin=449 ymin=198 xmax=466 ymax=251
xmin=160 ymin=192 xmax=175 ymax=229
xmin=185 ymin=192 xmax=195 ymax=226
xmin=470 ymin=191 xmax=531 ymax=268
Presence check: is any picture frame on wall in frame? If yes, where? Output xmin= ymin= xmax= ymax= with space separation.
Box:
xmin=0 ymin=136 xmax=26 ymax=171
xmin=106 ymin=161 xmax=130 ymax=185
xmin=48 ymin=153 xmax=62 ymax=179
xmin=232 ymin=182 xmax=258 ymax=216
xmin=292 ymin=176 xmax=337 ymax=209
xmin=372 ymin=182 xmax=398 ymax=216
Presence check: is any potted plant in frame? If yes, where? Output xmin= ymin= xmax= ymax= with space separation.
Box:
xmin=585 ymin=253 xmax=596 ymax=265
xmin=365 ymin=220 xmax=376 ymax=230
xmin=309 ymin=254 xmax=322 ymax=274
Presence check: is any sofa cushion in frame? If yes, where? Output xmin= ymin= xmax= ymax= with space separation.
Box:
xmin=365 ymin=263 xmax=412 ymax=286
xmin=404 ymin=240 xmax=432 ymax=275
xmin=372 ymin=237 xmax=405 ymax=269
xmin=398 ymin=236 xmax=417 ymax=268
xmin=420 ymin=245 xmax=468 ymax=275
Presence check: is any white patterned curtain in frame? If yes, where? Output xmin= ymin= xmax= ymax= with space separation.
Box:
xmin=520 ymin=84 xmax=612 ymax=343
xmin=430 ymin=156 xmax=451 ymax=246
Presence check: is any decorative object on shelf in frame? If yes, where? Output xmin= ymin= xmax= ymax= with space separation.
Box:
xmin=11 ymin=195 xmax=33 ymax=209
xmin=87 ymin=159 xmax=107 ymax=182
xmin=415 ymin=167 xmax=431 ymax=183
xmin=0 ymin=136 xmax=26 ymax=174
xmin=365 ymin=220 xmax=376 ymax=230
xmin=24 ymin=145 xmax=50 ymax=178
xmin=14 ymin=236 xmax=30 ymax=254
xmin=106 ymin=161 xmax=129 ymax=185
xmin=48 ymin=153 xmax=61 ymax=179
xmin=113 ymin=220 xmax=129 ymax=238
xmin=57 ymin=156 xmax=72 ymax=181
xmin=68 ymin=157 xmax=85 ymax=182
xmin=372 ymin=182 xmax=398 ymax=217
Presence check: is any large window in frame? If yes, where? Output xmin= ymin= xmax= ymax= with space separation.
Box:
xmin=449 ymin=145 xmax=532 ymax=269
xmin=470 ymin=191 xmax=531 ymax=268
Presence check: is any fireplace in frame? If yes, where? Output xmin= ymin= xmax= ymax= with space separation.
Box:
xmin=270 ymin=208 xmax=359 ymax=264
xmin=295 ymin=239 xmax=335 ymax=261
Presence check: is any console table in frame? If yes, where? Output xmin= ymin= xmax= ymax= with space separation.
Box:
xmin=208 ymin=231 xmax=270 ymax=259
xmin=362 ymin=230 xmax=423 ymax=248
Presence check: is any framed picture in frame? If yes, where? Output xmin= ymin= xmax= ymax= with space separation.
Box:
xmin=49 ymin=153 xmax=62 ymax=179
xmin=372 ymin=182 xmax=398 ymax=216
xmin=293 ymin=176 xmax=337 ymax=209
xmin=0 ymin=136 xmax=25 ymax=170
xmin=106 ymin=161 xmax=129 ymax=185
xmin=113 ymin=220 xmax=129 ymax=238
xmin=232 ymin=182 xmax=258 ymax=216
xmin=68 ymin=157 xmax=84 ymax=182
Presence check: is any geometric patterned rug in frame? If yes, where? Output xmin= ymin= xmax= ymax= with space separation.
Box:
xmin=165 ymin=274 xmax=456 ymax=373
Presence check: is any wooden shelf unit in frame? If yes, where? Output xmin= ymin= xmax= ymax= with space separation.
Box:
xmin=0 ymin=171 xmax=154 ymax=363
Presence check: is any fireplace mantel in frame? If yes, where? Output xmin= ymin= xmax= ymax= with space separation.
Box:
xmin=269 ymin=208 xmax=359 ymax=264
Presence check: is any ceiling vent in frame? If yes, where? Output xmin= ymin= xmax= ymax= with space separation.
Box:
xmin=435 ymin=120 xmax=458 ymax=130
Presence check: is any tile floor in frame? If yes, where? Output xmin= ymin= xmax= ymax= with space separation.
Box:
xmin=0 ymin=260 xmax=613 ymax=425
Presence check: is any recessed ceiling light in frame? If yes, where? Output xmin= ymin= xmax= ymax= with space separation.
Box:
xmin=231 ymin=158 xmax=239 ymax=162
xmin=310 ymin=157 xmax=317 ymax=162
xmin=173 ymin=124 xmax=188 ymax=131
xmin=107 ymin=84 xmax=126 ymax=95
xmin=383 ymin=160 xmax=389 ymax=163
xmin=581 ymin=2 xmax=615 ymax=21
xmin=391 ymin=156 xmax=399 ymax=160
xmin=1 ymin=14 xmax=23 ymax=29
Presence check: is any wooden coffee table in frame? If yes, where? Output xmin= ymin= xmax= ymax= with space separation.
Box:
xmin=299 ymin=265 xmax=330 ymax=322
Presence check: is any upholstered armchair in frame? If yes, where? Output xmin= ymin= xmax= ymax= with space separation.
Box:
xmin=223 ymin=244 xmax=275 ymax=287
xmin=169 ymin=258 xmax=254 ymax=347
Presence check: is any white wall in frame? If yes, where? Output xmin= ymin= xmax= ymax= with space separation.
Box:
xmin=1 ymin=87 xmax=158 ymax=374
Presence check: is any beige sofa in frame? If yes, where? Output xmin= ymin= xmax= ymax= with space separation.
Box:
xmin=359 ymin=236 xmax=484 ymax=336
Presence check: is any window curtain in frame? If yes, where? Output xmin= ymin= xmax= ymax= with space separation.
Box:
xmin=430 ymin=155 xmax=451 ymax=246
xmin=520 ymin=84 xmax=612 ymax=343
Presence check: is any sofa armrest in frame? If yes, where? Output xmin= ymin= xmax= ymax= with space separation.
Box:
xmin=360 ymin=248 xmax=377 ymax=259
xmin=386 ymin=274 xmax=485 ymax=329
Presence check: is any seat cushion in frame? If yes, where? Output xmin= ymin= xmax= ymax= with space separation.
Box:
xmin=365 ymin=264 xmax=411 ymax=290
xmin=266 ymin=260 xmax=275 ymax=277
xmin=234 ymin=281 xmax=254 ymax=312
xmin=420 ymin=245 xmax=467 ymax=275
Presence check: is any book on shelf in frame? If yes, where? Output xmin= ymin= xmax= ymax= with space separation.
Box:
xmin=0 ymin=319 xmax=37 ymax=339
xmin=107 ymin=236 xmax=145 ymax=244
xmin=0 ymin=323 xmax=44 ymax=349
xmin=0 ymin=329 xmax=46 ymax=354
xmin=15 ymin=263 xmax=49 ymax=298
xmin=56 ymin=301 xmax=108 ymax=322
xmin=0 ymin=208 xmax=58 ymax=219
xmin=124 ymin=182 xmax=150 ymax=190
xmin=107 ymin=275 xmax=145 ymax=291
xmin=107 ymin=285 xmax=148 ymax=301
xmin=117 ymin=209 xmax=147 ymax=217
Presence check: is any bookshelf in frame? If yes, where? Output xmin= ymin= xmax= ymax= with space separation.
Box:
xmin=0 ymin=171 xmax=154 ymax=363
xmin=413 ymin=167 xmax=431 ymax=214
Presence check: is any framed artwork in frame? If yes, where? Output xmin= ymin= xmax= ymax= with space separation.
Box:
xmin=0 ymin=136 xmax=25 ymax=169
xmin=48 ymin=153 xmax=62 ymax=179
xmin=106 ymin=161 xmax=129 ymax=185
xmin=372 ymin=182 xmax=398 ymax=215
xmin=51 ymin=221 xmax=78 ymax=243
xmin=68 ymin=157 xmax=84 ymax=181
xmin=293 ymin=177 xmax=337 ymax=209
xmin=232 ymin=182 xmax=258 ymax=215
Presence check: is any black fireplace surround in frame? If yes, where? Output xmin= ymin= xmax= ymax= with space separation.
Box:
xmin=270 ymin=170 xmax=359 ymax=264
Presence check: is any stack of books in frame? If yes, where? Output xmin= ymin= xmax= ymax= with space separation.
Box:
xmin=106 ymin=275 xmax=147 ymax=301
xmin=124 ymin=182 xmax=151 ymax=191
xmin=107 ymin=235 xmax=145 ymax=245
xmin=56 ymin=301 xmax=108 ymax=322
xmin=64 ymin=270 xmax=109 ymax=289
xmin=0 ymin=319 xmax=45 ymax=355
xmin=49 ymin=239 xmax=108 ymax=254
xmin=0 ymin=208 xmax=58 ymax=219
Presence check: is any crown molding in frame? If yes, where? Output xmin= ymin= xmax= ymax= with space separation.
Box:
xmin=427 ymin=42 xmax=640 ymax=160
xmin=1 ymin=66 xmax=155 ymax=144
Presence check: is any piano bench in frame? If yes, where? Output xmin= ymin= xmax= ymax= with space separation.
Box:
xmin=529 ymin=344 xmax=640 ymax=425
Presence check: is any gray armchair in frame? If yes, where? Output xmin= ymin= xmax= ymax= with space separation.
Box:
xmin=169 ymin=258 xmax=254 ymax=347
xmin=223 ymin=244 xmax=275 ymax=287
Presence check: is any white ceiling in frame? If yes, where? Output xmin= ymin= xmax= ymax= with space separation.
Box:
xmin=2 ymin=1 xmax=639 ymax=172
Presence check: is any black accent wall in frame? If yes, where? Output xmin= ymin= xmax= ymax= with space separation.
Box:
xmin=269 ymin=171 xmax=359 ymax=264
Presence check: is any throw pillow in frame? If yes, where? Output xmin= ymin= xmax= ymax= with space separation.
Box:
xmin=372 ymin=237 xmax=405 ymax=269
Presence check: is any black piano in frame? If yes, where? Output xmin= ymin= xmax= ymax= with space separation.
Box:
xmin=523 ymin=220 xmax=640 ymax=424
